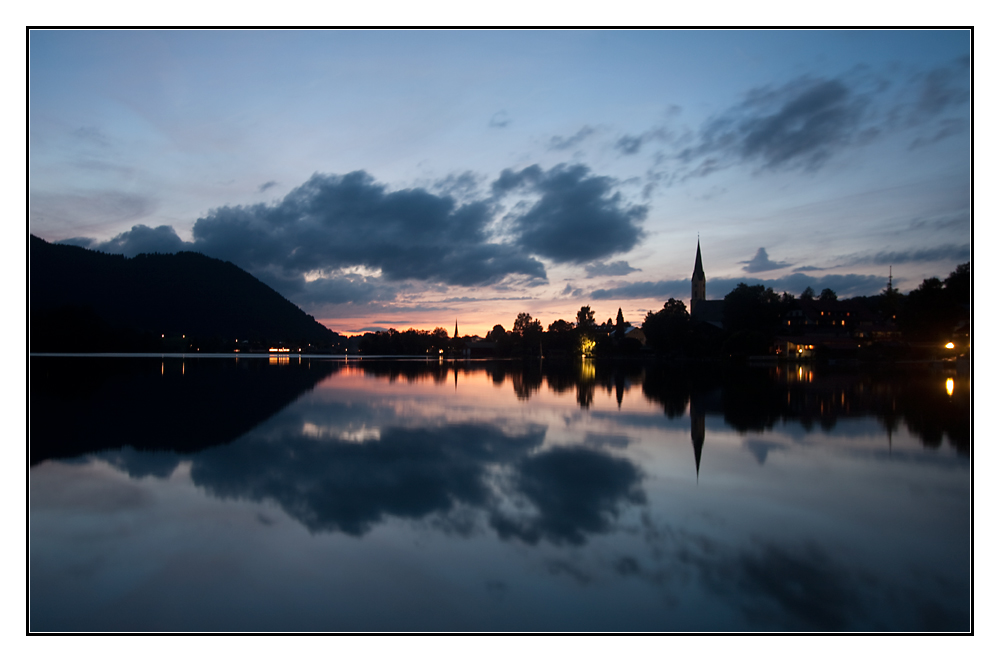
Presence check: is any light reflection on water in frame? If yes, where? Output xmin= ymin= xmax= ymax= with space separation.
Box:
xmin=29 ymin=357 xmax=970 ymax=632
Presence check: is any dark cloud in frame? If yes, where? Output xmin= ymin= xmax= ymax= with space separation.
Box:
xmin=912 ymin=58 xmax=970 ymax=119
xmin=191 ymin=423 xmax=546 ymax=536
xmin=614 ymin=128 xmax=670 ymax=156
xmin=584 ymin=260 xmax=640 ymax=277
xmin=592 ymin=273 xmax=888 ymax=300
xmin=561 ymin=283 xmax=583 ymax=297
xmin=58 ymin=166 xmax=648 ymax=308
xmin=295 ymin=273 xmax=400 ymax=306
xmin=713 ymin=543 xmax=860 ymax=630
xmin=908 ymin=213 xmax=969 ymax=231
xmin=431 ymin=171 xmax=483 ymax=200
xmin=744 ymin=439 xmax=784 ymax=465
xmin=490 ymin=446 xmax=645 ymax=546
xmin=73 ymin=224 xmax=189 ymax=257
xmin=101 ymin=448 xmax=182 ymax=479
xmin=627 ymin=60 xmax=967 ymax=192
xmin=793 ymin=265 xmax=825 ymax=272
xmin=685 ymin=77 xmax=867 ymax=173
xmin=591 ymin=279 xmax=688 ymax=301
xmin=192 ymin=171 xmax=547 ymax=289
xmin=616 ymin=135 xmax=643 ymax=155
xmin=257 ymin=180 xmax=277 ymax=193
xmin=849 ymin=244 xmax=970 ymax=266
xmin=435 ymin=295 xmax=534 ymax=303
xmin=548 ymin=126 xmax=595 ymax=151
xmin=489 ymin=110 xmax=510 ymax=128
xmin=493 ymin=164 xmax=647 ymax=264
xmin=740 ymin=247 xmax=791 ymax=273
xmin=709 ymin=273 xmax=886 ymax=299
xmin=168 ymin=416 xmax=645 ymax=546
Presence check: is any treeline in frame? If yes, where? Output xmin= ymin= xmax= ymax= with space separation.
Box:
xmin=359 ymin=262 xmax=970 ymax=361
xmin=357 ymin=306 xmax=646 ymax=357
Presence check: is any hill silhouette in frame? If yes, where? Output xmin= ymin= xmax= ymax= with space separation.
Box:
xmin=30 ymin=235 xmax=342 ymax=352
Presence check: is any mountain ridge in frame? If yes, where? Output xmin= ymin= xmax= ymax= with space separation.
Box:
xmin=30 ymin=234 xmax=342 ymax=352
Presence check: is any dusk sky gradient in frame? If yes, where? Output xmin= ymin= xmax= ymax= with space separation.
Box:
xmin=28 ymin=30 xmax=971 ymax=336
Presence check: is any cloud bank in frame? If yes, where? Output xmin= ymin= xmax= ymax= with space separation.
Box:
xmin=63 ymin=166 xmax=648 ymax=308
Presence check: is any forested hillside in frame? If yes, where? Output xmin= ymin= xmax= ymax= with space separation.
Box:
xmin=30 ymin=235 xmax=342 ymax=352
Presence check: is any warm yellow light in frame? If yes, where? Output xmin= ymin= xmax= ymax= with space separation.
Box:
xmin=798 ymin=348 xmax=803 ymax=353
xmin=946 ymin=377 xmax=955 ymax=397
xmin=945 ymin=342 xmax=955 ymax=349
xmin=439 ymin=349 xmax=444 ymax=354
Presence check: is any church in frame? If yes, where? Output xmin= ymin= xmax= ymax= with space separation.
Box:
xmin=690 ymin=239 xmax=725 ymax=328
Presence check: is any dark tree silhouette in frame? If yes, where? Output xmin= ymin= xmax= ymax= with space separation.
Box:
xmin=576 ymin=305 xmax=596 ymax=330
xmin=643 ymin=299 xmax=690 ymax=356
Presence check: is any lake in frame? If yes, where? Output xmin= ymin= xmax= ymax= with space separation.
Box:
xmin=29 ymin=355 xmax=970 ymax=632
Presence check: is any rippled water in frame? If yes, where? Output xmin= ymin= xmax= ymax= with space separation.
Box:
xmin=29 ymin=356 xmax=970 ymax=631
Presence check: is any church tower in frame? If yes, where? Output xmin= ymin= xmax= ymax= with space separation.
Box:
xmin=692 ymin=239 xmax=706 ymax=308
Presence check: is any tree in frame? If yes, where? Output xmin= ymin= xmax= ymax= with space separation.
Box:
xmin=723 ymin=283 xmax=782 ymax=355
xmin=615 ymin=308 xmax=626 ymax=339
xmin=547 ymin=319 xmax=574 ymax=334
xmin=819 ymin=288 xmax=837 ymax=302
xmin=800 ymin=287 xmax=816 ymax=301
xmin=512 ymin=313 xmax=543 ymax=355
xmin=488 ymin=324 xmax=506 ymax=342
xmin=513 ymin=313 xmax=542 ymax=337
xmin=944 ymin=262 xmax=970 ymax=308
xmin=662 ymin=298 xmax=688 ymax=316
xmin=643 ymin=298 xmax=690 ymax=355
xmin=576 ymin=305 xmax=596 ymax=330
xmin=545 ymin=319 xmax=576 ymax=353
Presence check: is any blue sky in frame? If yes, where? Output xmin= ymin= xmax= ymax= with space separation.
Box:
xmin=29 ymin=30 xmax=970 ymax=335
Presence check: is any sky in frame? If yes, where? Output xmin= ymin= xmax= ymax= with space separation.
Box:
xmin=28 ymin=30 xmax=971 ymax=337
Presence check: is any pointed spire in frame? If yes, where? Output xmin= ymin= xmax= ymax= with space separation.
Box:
xmin=454 ymin=319 xmax=458 ymax=339
xmin=693 ymin=238 xmax=705 ymax=279
xmin=691 ymin=401 xmax=705 ymax=482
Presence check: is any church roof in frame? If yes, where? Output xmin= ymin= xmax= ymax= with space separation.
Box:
xmin=693 ymin=240 xmax=705 ymax=279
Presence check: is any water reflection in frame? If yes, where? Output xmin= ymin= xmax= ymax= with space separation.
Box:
xmin=29 ymin=356 xmax=970 ymax=631
xmin=30 ymin=356 xmax=336 ymax=464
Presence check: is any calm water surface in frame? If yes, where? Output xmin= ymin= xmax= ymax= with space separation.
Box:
xmin=29 ymin=356 xmax=970 ymax=631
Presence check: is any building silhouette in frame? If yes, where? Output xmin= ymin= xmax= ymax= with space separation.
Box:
xmin=690 ymin=239 xmax=724 ymax=328
xmin=691 ymin=238 xmax=706 ymax=305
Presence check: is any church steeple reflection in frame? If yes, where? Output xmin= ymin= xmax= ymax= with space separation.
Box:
xmin=691 ymin=397 xmax=705 ymax=481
